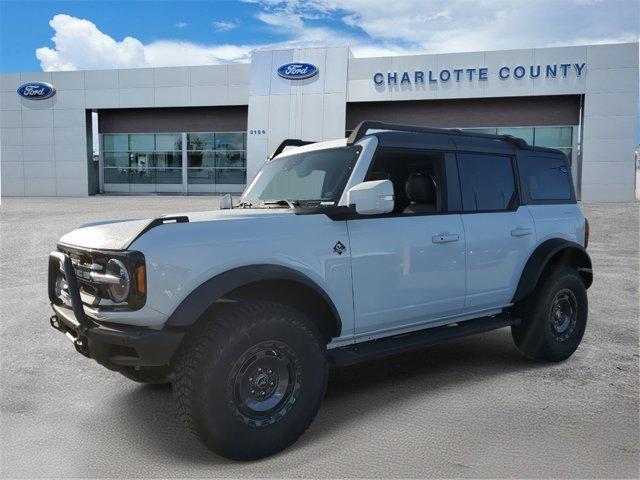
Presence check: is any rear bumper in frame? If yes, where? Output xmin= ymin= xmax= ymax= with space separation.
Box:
xmin=48 ymin=251 xmax=183 ymax=370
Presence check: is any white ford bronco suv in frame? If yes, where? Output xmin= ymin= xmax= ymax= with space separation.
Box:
xmin=48 ymin=121 xmax=592 ymax=460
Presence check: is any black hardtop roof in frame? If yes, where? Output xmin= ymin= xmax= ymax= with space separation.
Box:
xmin=347 ymin=120 xmax=562 ymax=156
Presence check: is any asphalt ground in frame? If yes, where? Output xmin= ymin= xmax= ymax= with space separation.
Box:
xmin=1 ymin=197 xmax=638 ymax=478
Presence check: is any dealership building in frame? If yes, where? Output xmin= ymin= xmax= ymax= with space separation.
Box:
xmin=0 ymin=42 xmax=638 ymax=201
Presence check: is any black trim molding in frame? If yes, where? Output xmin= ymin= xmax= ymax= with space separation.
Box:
xmin=164 ymin=264 xmax=343 ymax=336
xmin=512 ymin=238 xmax=592 ymax=303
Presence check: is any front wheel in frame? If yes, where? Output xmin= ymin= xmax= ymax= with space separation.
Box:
xmin=511 ymin=266 xmax=588 ymax=362
xmin=172 ymin=301 xmax=328 ymax=460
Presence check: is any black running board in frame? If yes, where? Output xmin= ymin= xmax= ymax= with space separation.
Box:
xmin=328 ymin=314 xmax=518 ymax=367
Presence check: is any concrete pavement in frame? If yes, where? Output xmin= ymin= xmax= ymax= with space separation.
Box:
xmin=1 ymin=197 xmax=638 ymax=478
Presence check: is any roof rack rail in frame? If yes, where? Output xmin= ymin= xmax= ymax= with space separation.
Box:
xmin=495 ymin=134 xmax=528 ymax=148
xmin=270 ymin=139 xmax=316 ymax=159
xmin=347 ymin=121 xmax=435 ymax=144
xmin=346 ymin=120 xmax=529 ymax=148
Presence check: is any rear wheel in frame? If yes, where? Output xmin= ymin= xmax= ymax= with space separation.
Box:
xmin=172 ymin=301 xmax=328 ymax=460
xmin=511 ymin=266 xmax=588 ymax=362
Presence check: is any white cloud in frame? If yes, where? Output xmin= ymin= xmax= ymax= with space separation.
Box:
xmin=175 ymin=21 xmax=188 ymax=28
xmin=249 ymin=0 xmax=640 ymax=56
xmin=257 ymin=11 xmax=304 ymax=28
xmin=35 ymin=2 xmax=639 ymax=72
xmin=36 ymin=14 xmax=256 ymax=71
xmin=144 ymin=41 xmax=254 ymax=67
xmin=253 ymin=9 xmax=414 ymax=56
xmin=36 ymin=15 xmax=146 ymax=70
xmin=213 ymin=19 xmax=240 ymax=32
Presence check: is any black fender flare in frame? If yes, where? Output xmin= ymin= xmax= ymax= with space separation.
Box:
xmin=164 ymin=264 xmax=342 ymax=336
xmin=512 ymin=238 xmax=592 ymax=303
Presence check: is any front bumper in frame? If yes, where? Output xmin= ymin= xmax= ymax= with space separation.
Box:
xmin=48 ymin=251 xmax=184 ymax=370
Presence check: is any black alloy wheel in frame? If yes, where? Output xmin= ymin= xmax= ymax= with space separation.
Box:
xmin=548 ymin=288 xmax=578 ymax=341
xmin=228 ymin=340 xmax=302 ymax=427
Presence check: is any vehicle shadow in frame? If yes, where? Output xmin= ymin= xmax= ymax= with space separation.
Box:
xmin=291 ymin=328 xmax=544 ymax=455
xmin=110 ymin=328 xmax=543 ymax=465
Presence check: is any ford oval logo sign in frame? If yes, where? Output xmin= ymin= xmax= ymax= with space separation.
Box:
xmin=277 ymin=62 xmax=318 ymax=80
xmin=17 ymin=82 xmax=56 ymax=100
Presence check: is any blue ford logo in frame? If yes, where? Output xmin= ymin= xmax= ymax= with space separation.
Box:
xmin=17 ymin=82 xmax=56 ymax=100
xmin=277 ymin=62 xmax=318 ymax=80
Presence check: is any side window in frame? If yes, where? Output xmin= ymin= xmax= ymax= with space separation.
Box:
xmin=364 ymin=148 xmax=447 ymax=214
xmin=458 ymin=153 xmax=516 ymax=212
xmin=518 ymin=155 xmax=573 ymax=201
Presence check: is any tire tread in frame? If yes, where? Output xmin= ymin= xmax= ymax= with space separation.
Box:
xmin=512 ymin=266 xmax=587 ymax=362
xmin=172 ymin=301 xmax=326 ymax=459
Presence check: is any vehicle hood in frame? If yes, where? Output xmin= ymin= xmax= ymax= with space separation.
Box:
xmin=57 ymin=208 xmax=294 ymax=251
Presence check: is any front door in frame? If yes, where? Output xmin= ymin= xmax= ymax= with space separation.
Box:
xmin=346 ymin=148 xmax=466 ymax=337
xmin=348 ymin=215 xmax=466 ymax=336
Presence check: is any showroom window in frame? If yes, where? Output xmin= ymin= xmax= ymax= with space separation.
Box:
xmin=462 ymin=126 xmax=574 ymax=163
xmin=187 ymin=132 xmax=246 ymax=185
xmin=103 ymin=133 xmax=182 ymax=185
xmin=102 ymin=132 xmax=247 ymax=191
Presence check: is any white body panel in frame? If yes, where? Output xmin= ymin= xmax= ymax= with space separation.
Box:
xmin=461 ymin=206 xmax=537 ymax=311
xmin=347 ymin=214 xmax=466 ymax=337
xmin=128 ymin=209 xmax=355 ymax=337
xmin=527 ymin=204 xmax=585 ymax=246
xmin=59 ymin=218 xmax=149 ymax=250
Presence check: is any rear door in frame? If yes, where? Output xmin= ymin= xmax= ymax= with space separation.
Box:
xmin=457 ymin=152 xmax=536 ymax=312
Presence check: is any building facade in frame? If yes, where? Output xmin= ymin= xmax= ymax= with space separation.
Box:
xmin=1 ymin=42 xmax=638 ymax=201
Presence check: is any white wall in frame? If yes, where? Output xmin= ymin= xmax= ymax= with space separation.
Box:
xmin=246 ymin=46 xmax=350 ymax=181
xmin=0 ymin=64 xmax=250 ymax=196
xmin=1 ymin=71 xmax=88 ymax=196
xmin=347 ymin=45 xmax=590 ymax=101
xmin=581 ymin=43 xmax=638 ymax=202
xmin=1 ymin=43 xmax=637 ymax=201
xmin=346 ymin=42 xmax=638 ymax=202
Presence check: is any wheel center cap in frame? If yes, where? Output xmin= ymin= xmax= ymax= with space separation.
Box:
xmin=255 ymin=373 xmax=269 ymax=388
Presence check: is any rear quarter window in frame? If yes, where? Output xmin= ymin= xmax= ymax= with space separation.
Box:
xmin=518 ymin=154 xmax=573 ymax=202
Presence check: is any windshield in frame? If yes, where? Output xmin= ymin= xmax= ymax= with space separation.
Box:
xmin=240 ymin=146 xmax=361 ymax=207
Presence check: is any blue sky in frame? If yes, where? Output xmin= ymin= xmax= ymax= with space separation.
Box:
xmin=1 ymin=0 xmax=638 ymax=72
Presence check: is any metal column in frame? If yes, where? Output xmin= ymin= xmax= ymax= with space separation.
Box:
xmin=181 ymin=132 xmax=188 ymax=195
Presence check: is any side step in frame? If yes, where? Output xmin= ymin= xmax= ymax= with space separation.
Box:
xmin=328 ymin=314 xmax=518 ymax=367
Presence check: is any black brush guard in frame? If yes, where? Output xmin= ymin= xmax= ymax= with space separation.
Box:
xmin=47 ymin=250 xmax=183 ymax=369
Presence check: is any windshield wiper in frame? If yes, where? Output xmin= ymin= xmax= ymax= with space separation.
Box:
xmin=236 ymin=201 xmax=253 ymax=208
xmin=261 ymin=199 xmax=300 ymax=209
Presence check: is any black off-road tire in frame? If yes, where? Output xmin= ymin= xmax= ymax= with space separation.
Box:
xmin=511 ymin=266 xmax=588 ymax=362
xmin=172 ymin=301 xmax=328 ymax=460
xmin=118 ymin=366 xmax=171 ymax=384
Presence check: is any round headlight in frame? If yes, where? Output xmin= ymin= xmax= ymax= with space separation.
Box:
xmin=106 ymin=258 xmax=130 ymax=303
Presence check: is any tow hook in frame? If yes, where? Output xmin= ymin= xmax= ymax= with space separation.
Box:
xmin=73 ymin=337 xmax=89 ymax=356
xmin=51 ymin=314 xmax=90 ymax=357
xmin=50 ymin=315 xmax=63 ymax=332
